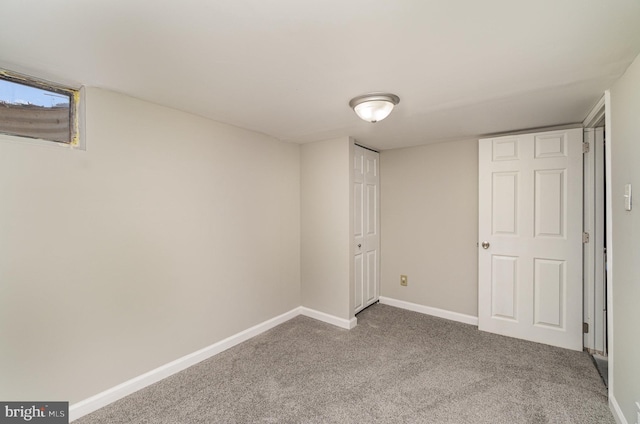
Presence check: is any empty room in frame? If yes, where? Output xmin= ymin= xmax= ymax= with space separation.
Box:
xmin=1 ymin=1 xmax=639 ymax=423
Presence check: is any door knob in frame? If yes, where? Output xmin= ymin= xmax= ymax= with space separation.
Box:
xmin=481 ymin=241 xmax=490 ymax=249
xmin=358 ymin=244 xmax=362 ymax=248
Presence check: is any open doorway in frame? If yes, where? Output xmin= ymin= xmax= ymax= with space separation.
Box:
xmin=583 ymin=97 xmax=607 ymax=385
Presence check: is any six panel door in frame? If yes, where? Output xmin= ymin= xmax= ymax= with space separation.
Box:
xmin=478 ymin=128 xmax=583 ymax=350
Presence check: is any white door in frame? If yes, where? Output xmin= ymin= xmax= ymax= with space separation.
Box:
xmin=478 ymin=128 xmax=583 ymax=351
xmin=354 ymin=145 xmax=380 ymax=314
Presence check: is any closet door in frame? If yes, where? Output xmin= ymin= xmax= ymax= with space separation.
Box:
xmin=354 ymin=145 xmax=380 ymax=314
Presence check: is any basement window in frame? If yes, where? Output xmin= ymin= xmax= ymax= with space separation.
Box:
xmin=0 ymin=70 xmax=81 ymax=146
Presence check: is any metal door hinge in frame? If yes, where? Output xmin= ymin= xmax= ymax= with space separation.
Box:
xmin=583 ymin=232 xmax=590 ymax=243
xmin=583 ymin=142 xmax=590 ymax=153
xmin=583 ymin=322 xmax=589 ymax=333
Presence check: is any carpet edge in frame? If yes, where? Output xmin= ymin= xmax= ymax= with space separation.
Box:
xmin=68 ymin=307 xmax=301 ymax=421
xmin=379 ymin=296 xmax=479 ymax=326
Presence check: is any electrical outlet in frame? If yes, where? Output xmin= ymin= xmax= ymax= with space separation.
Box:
xmin=400 ymin=275 xmax=408 ymax=286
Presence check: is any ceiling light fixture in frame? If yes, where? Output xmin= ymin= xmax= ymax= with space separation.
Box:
xmin=349 ymin=93 xmax=400 ymax=123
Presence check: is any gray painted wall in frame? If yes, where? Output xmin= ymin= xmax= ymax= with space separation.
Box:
xmin=300 ymin=137 xmax=351 ymax=320
xmin=0 ymin=87 xmax=301 ymax=403
xmin=380 ymin=139 xmax=479 ymax=316
xmin=609 ymin=52 xmax=640 ymax=424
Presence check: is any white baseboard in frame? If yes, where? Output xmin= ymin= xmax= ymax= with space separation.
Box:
xmin=378 ymin=296 xmax=478 ymax=326
xmin=69 ymin=307 xmax=300 ymax=421
xmin=609 ymin=395 xmax=629 ymax=424
xmin=69 ymin=306 xmax=355 ymax=421
xmin=300 ymin=306 xmax=357 ymax=329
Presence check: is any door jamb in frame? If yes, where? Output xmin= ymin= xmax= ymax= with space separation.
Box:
xmin=582 ymin=126 xmax=606 ymax=355
xmin=603 ymin=90 xmax=614 ymax=396
xmin=582 ymin=94 xmax=612 ymax=396
xmin=582 ymin=95 xmax=607 ymax=355
xmin=583 ymin=127 xmax=596 ymax=352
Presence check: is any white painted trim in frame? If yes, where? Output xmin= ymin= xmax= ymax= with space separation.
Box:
xmin=583 ymin=128 xmax=596 ymax=352
xmin=379 ymin=296 xmax=479 ymax=326
xmin=300 ymin=307 xmax=357 ymax=329
xmin=583 ymin=95 xmax=606 ymax=128
xmin=583 ymin=95 xmax=607 ymax=356
xmin=604 ymin=90 xmax=615 ymax=396
xmin=69 ymin=305 xmax=356 ymax=421
xmin=69 ymin=307 xmax=300 ymax=421
xmin=610 ymin=395 xmax=629 ymax=424
xmin=593 ymin=127 xmax=606 ymax=354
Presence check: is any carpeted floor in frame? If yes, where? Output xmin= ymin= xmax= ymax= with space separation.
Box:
xmin=75 ymin=304 xmax=614 ymax=423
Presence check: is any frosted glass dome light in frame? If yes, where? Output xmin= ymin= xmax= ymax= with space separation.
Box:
xmin=349 ymin=93 xmax=400 ymax=123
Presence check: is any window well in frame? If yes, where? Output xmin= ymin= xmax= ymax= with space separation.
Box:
xmin=0 ymin=70 xmax=79 ymax=145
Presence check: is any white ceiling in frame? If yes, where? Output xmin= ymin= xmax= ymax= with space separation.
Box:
xmin=1 ymin=0 xmax=639 ymax=150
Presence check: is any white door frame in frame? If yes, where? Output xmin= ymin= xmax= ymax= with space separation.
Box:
xmin=582 ymin=96 xmax=607 ymax=355
xmin=603 ymin=91 xmax=614 ymax=396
